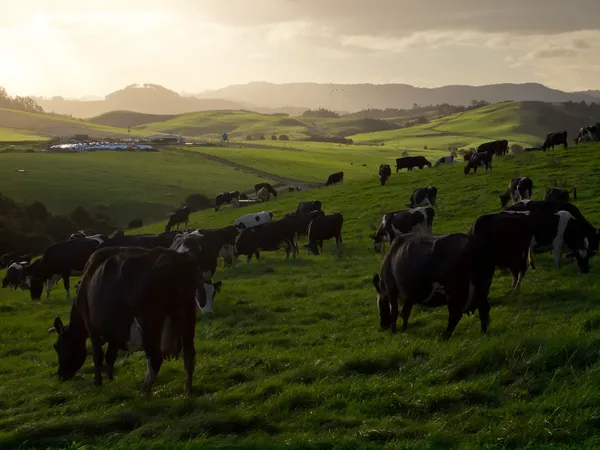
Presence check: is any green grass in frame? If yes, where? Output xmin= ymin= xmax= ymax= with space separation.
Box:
xmin=0 ymin=149 xmax=274 ymax=226
xmin=2 ymin=143 xmax=600 ymax=448
xmin=0 ymin=127 xmax=47 ymax=142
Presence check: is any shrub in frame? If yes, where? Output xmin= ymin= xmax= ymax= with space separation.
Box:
xmin=279 ymin=135 xmax=290 ymax=141
xmin=271 ymin=135 xmax=278 ymax=140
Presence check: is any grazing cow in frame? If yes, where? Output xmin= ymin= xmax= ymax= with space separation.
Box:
xmin=372 ymin=233 xmax=495 ymax=338
xmin=379 ymin=164 xmax=392 ymax=186
xmin=467 ymin=213 xmax=535 ymax=292
xmin=463 ymin=150 xmax=474 ymax=161
xmin=235 ymin=220 xmax=296 ymax=262
xmin=97 ymin=234 xmax=172 ymax=251
xmin=325 ymin=172 xmax=344 ymax=186
xmin=544 ymin=187 xmax=577 ymax=202
xmin=0 ymin=253 xmax=31 ymax=269
xmin=69 ymin=230 xmax=87 ymax=240
xmin=48 ymin=246 xmax=207 ymax=394
xmin=435 ymin=155 xmax=454 ymax=166
xmin=178 ymin=226 xmax=239 ymax=270
xmin=464 ymin=152 xmax=492 ymax=174
xmin=165 ymin=206 xmax=190 ymax=232
xmin=371 ymin=207 xmax=435 ymax=252
xmin=306 ymin=213 xmax=344 ymax=255
xmin=499 ymin=177 xmax=533 ymax=208
xmin=283 ymin=210 xmax=326 ymax=252
xmin=214 ymin=191 xmax=240 ymax=212
xmin=575 ymin=125 xmax=598 ymax=144
xmin=25 ymin=236 xmax=108 ymax=300
xmin=542 ymin=131 xmax=568 ymax=151
xmin=2 ymin=261 xmax=30 ymax=290
xmin=395 ymin=156 xmax=432 ymax=172
xmin=296 ymin=201 xmax=322 ymax=215
xmin=256 ymin=187 xmax=270 ymax=202
xmin=235 ymin=211 xmax=274 ymax=230
xmin=477 ymin=140 xmax=508 ymax=158
xmin=128 ymin=219 xmax=143 ymax=229
xmin=254 ymin=182 xmax=278 ymax=197
xmin=408 ymin=186 xmax=438 ymax=208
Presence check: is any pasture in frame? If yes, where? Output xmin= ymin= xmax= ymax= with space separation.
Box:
xmin=1 ymin=143 xmax=600 ymax=449
xmin=0 ymin=150 xmax=274 ymax=226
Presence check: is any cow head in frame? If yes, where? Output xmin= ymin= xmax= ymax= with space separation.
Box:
xmin=499 ymin=192 xmax=511 ymax=208
xmin=49 ymin=316 xmax=88 ymax=380
xmin=464 ymin=164 xmax=471 ymax=175
xmin=372 ymin=274 xmax=392 ymax=331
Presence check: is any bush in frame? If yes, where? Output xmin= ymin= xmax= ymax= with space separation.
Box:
xmin=259 ymin=135 xmax=265 ymax=140
xmin=402 ymin=151 xmax=409 ymax=157
xmin=279 ymin=135 xmax=290 ymax=141
xmin=271 ymin=135 xmax=278 ymax=140
xmin=424 ymin=145 xmax=428 ymax=150
xmin=185 ymin=193 xmax=212 ymax=212
xmin=511 ymin=144 xmax=524 ymax=154
xmin=246 ymin=135 xmax=253 ymax=141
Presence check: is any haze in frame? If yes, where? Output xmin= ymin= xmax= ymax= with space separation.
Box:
xmin=2 ymin=0 xmax=600 ymax=98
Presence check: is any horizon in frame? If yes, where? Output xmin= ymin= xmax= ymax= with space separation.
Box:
xmin=2 ymin=0 xmax=600 ymax=98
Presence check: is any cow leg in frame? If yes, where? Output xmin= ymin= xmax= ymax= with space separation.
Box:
xmin=400 ymin=301 xmax=413 ymax=332
xmin=444 ymin=302 xmax=463 ymax=340
xmin=142 ymin=337 xmax=163 ymax=393
xmin=90 ymin=334 xmax=105 ymax=386
xmin=553 ymin=241 xmax=563 ymax=270
xmin=247 ymin=254 xmax=252 ymax=263
xmin=63 ymin=273 xmax=70 ymax=299
xmin=181 ymin=317 xmax=196 ymax=395
xmin=105 ymin=342 xmax=118 ymax=381
xmin=528 ymin=237 xmax=537 ymax=270
xmin=45 ymin=274 xmax=60 ymax=301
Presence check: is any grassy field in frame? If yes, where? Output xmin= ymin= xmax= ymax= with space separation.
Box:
xmin=0 ymin=127 xmax=47 ymax=141
xmin=0 ymin=150 xmax=274 ymax=226
xmin=1 ymin=143 xmax=600 ymax=448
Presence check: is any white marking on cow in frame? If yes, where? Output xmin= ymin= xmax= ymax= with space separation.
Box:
xmin=26 ymin=277 xmax=31 ymax=288
xmin=552 ymin=210 xmax=574 ymax=269
xmin=412 ymin=207 xmax=430 ymax=234
xmin=8 ymin=262 xmax=22 ymax=271
xmin=126 ymin=318 xmax=144 ymax=352
xmin=202 ymin=283 xmax=215 ymax=313
xmin=143 ymin=356 xmax=157 ymax=390
xmin=176 ymin=245 xmax=189 ymax=254
xmin=45 ymin=274 xmax=62 ymax=300
xmin=86 ymin=235 xmax=105 ymax=245
xmin=463 ymin=282 xmax=476 ymax=313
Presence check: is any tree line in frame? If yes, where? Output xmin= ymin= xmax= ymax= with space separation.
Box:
xmin=0 ymin=86 xmax=44 ymax=113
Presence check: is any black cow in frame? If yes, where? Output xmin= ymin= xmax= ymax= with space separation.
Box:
xmin=371 ymin=207 xmax=434 ymax=252
xmin=542 ymin=131 xmax=568 ymax=151
xmin=97 ymin=235 xmax=172 ymax=251
xmin=128 ymin=219 xmax=143 ymax=229
xmin=372 ymin=233 xmax=495 ymax=339
xmin=379 ymin=164 xmax=392 ymax=186
xmin=69 ymin=230 xmax=87 ymax=240
xmin=214 ymin=191 xmax=240 ymax=212
xmin=408 ymin=186 xmax=437 ymax=208
xmin=464 ymin=152 xmax=492 ymax=174
xmin=26 ymin=236 xmax=108 ymax=301
xmin=477 ymin=140 xmax=508 ymax=158
xmin=395 ymin=156 xmax=431 ymax=172
xmin=499 ymin=177 xmax=533 ymax=208
xmin=2 ymin=261 xmax=30 ymax=290
xmin=0 ymin=253 xmax=31 ymax=269
xmin=325 ymin=172 xmax=344 ymax=186
xmin=48 ymin=246 xmax=210 ymax=394
xmin=306 ymin=213 xmax=344 ymax=255
xmin=544 ymin=187 xmax=577 ymax=202
xmin=165 ymin=206 xmax=191 ymax=232
xmin=283 ymin=210 xmax=326 ymax=252
xmin=176 ymin=226 xmax=239 ymax=271
xmin=254 ymin=183 xmax=278 ymax=197
xmin=467 ymin=213 xmax=535 ymax=292
xmin=235 ymin=220 xmax=296 ymax=262
xmin=296 ymin=201 xmax=322 ymax=215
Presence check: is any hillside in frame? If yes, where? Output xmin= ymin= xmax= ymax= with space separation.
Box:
xmin=196 ymin=81 xmax=600 ymax=112
xmin=2 ymin=143 xmax=600 ymax=448
xmin=88 ymin=111 xmax=178 ymax=128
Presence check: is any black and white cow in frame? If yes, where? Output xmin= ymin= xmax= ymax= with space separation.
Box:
xmin=542 ymin=131 xmax=568 ymax=151
xmin=97 ymin=234 xmax=172 ymax=251
xmin=0 ymin=253 xmax=31 ymax=269
xmin=544 ymin=187 xmax=577 ymax=202
xmin=254 ymin=183 xmax=278 ymax=197
xmin=575 ymin=125 xmax=598 ymax=144
xmin=372 ymin=233 xmax=495 ymax=338
xmin=379 ymin=164 xmax=392 ymax=186
xmin=214 ymin=191 xmax=240 ymax=212
xmin=408 ymin=186 xmax=437 ymax=208
xmin=464 ymin=151 xmax=492 ymax=174
xmin=499 ymin=177 xmax=533 ymax=208
xmin=306 ymin=213 xmax=344 ymax=255
xmin=371 ymin=207 xmax=434 ymax=252
xmin=182 ymin=226 xmax=239 ymax=269
xmin=235 ymin=220 xmax=296 ymax=262
xmin=68 ymin=230 xmax=87 ymax=240
xmin=2 ymin=261 xmax=31 ymax=290
xmin=325 ymin=172 xmax=344 ymax=186
xmin=435 ymin=155 xmax=454 ymax=166
xmin=235 ymin=211 xmax=274 ymax=230
xmin=296 ymin=201 xmax=322 ymax=215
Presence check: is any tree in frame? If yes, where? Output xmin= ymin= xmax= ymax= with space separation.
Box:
xmin=185 ymin=193 xmax=212 ymax=212
xmin=69 ymin=205 xmax=94 ymax=229
xmin=271 ymin=135 xmax=278 ymax=140
xmin=424 ymin=145 xmax=428 ymax=150
xmin=25 ymin=201 xmax=50 ymax=222
xmin=279 ymin=135 xmax=289 ymax=141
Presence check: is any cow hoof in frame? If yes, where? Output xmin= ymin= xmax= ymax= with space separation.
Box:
xmin=93 ymin=377 xmax=103 ymax=387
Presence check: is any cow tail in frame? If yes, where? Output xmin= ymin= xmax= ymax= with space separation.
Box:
xmin=571 ymin=187 xmax=577 ymax=200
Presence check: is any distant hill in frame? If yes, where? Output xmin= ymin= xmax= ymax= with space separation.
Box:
xmin=88 ymin=111 xmax=178 ymax=128
xmin=574 ymin=90 xmax=600 ymax=99
xmin=195 ymin=82 xmax=600 ymax=112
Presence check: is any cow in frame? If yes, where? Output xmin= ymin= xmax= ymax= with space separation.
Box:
xmin=165 ymin=206 xmax=190 ymax=232
xmin=25 ymin=235 xmax=108 ymax=301
xmin=575 ymin=125 xmax=598 ymax=144
xmin=0 ymin=253 xmax=31 ymax=269
xmin=435 ymin=155 xmax=454 ymax=166
xmin=235 ymin=211 xmax=273 ymax=230
xmin=128 ymin=219 xmax=143 ymax=229
xmin=372 ymin=233 xmax=495 ymax=339
xmin=254 ymin=182 xmax=278 ymax=197
xmin=97 ymin=234 xmax=172 ymax=251
xmin=2 ymin=261 xmax=30 ymax=290
xmin=256 ymin=187 xmax=270 ymax=202
xmin=544 ymin=187 xmax=577 ymax=202
xmin=235 ymin=220 xmax=296 ymax=262
xmin=371 ymin=207 xmax=434 ymax=252
xmin=296 ymin=201 xmax=322 ymax=215
xmin=306 ymin=213 xmax=344 ymax=255
xmin=110 ymin=229 xmax=125 ymax=239
xmin=395 ymin=156 xmax=431 ymax=172
xmin=464 ymin=152 xmax=492 ymax=174
xmin=379 ymin=164 xmax=392 ymax=186
xmin=463 ymin=150 xmax=474 ymax=161
xmin=477 ymin=140 xmax=508 ymax=158
xmin=288 ymin=186 xmax=301 ymax=192
xmin=48 ymin=246 xmax=210 ymax=394
xmin=542 ymin=131 xmax=568 ymax=151
xmin=177 ymin=226 xmax=239 ymax=270
xmin=499 ymin=177 xmax=533 ymax=208
xmin=408 ymin=187 xmax=437 ymax=208
xmin=214 ymin=191 xmax=240 ymax=212
xmin=325 ymin=172 xmax=344 ymax=186
xmin=283 ymin=210 xmax=326 ymax=253
xmin=467 ymin=213 xmax=535 ymax=292
xmin=69 ymin=230 xmax=87 ymax=240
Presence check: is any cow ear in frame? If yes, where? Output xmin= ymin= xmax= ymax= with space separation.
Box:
xmin=53 ymin=317 xmax=64 ymax=335
xmin=213 ymin=280 xmax=223 ymax=292
xmin=372 ymin=274 xmax=381 ymax=291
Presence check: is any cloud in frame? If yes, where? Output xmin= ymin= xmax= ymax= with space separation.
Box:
xmin=528 ymin=47 xmax=577 ymax=59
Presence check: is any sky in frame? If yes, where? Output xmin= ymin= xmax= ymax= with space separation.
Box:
xmin=2 ymin=0 xmax=600 ymax=98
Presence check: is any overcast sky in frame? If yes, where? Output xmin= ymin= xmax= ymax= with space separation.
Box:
xmin=2 ymin=0 xmax=600 ymax=97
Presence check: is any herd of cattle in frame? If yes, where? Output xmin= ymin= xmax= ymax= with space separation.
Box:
xmin=1 ymin=134 xmax=597 ymax=393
